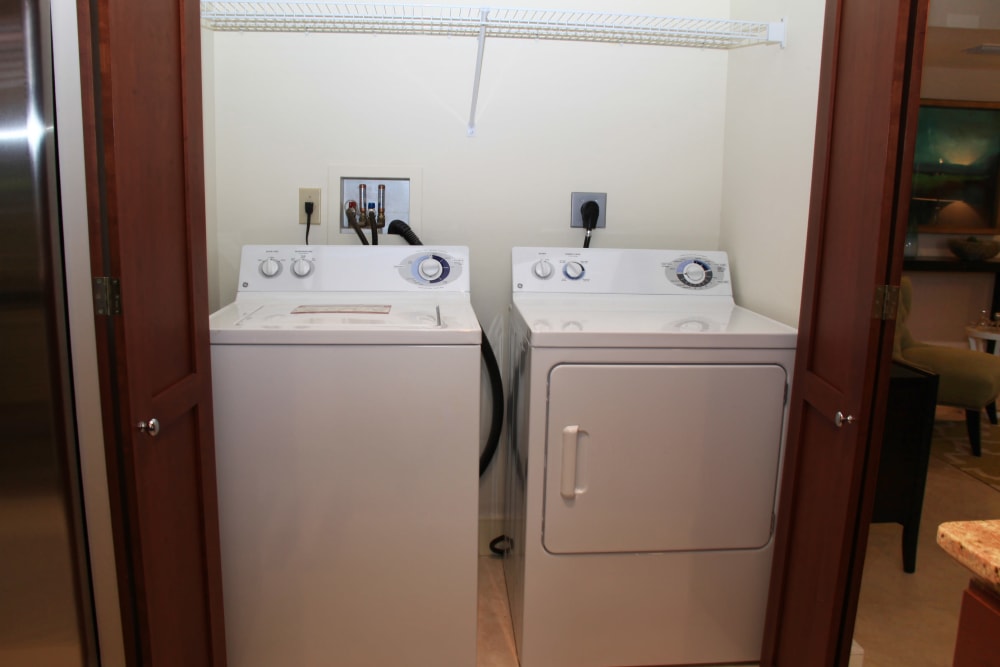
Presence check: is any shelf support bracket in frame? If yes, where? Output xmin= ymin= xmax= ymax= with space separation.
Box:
xmin=467 ymin=7 xmax=489 ymax=137
xmin=768 ymin=19 xmax=787 ymax=48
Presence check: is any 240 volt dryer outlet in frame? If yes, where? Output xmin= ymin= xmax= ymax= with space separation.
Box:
xmin=570 ymin=192 xmax=607 ymax=228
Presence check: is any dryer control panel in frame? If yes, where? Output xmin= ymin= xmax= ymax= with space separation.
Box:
xmin=512 ymin=247 xmax=732 ymax=297
xmin=236 ymin=245 xmax=469 ymax=292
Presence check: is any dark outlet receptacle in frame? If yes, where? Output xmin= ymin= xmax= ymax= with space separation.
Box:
xmin=570 ymin=192 xmax=607 ymax=228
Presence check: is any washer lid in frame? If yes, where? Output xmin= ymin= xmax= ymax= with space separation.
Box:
xmin=513 ymin=294 xmax=797 ymax=349
xmin=210 ymin=292 xmax=481 ymax=345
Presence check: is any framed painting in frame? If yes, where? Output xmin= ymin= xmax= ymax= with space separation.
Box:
xmin=910 ymin=100 xmax=1000 ymax=234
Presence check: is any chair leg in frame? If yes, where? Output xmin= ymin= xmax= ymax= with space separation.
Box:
xmin=987 ymin=401 xmax=998 ymax=426
xmin=901 ymin=520 xmax=918 ymax=574
xmin=965 ymin=409 xmax=983 ymax=457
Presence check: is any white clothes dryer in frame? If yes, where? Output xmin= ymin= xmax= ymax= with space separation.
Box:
xmin=504 ymin=247 xmax=797 ymax=667
xmin=209 ymin=245 xmax=480 ymax=667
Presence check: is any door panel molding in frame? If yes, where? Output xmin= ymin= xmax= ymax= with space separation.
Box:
xmin=76 ymin=0 xmax=227 ymax=664
xmin=761 ymin=0 xmax=929 ymax=664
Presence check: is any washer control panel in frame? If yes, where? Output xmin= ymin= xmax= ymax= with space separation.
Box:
xmin=512 ymin=247 xmax=732 ymax=296
xmin=237 ymin=245 xmax=469 ymax=292
xmin=397 ymin=251 xmax=464 ymax=286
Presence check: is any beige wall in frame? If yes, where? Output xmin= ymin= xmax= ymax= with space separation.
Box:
xmin=202 ymin=0 xmax=827 ymax=330
xmin=721 ymin=0 xmax=827 ymax=326
xmin=205 ymin=0 xmax=738 ymax=326
xmin=201 ymin=0 xmax=828 ymax=520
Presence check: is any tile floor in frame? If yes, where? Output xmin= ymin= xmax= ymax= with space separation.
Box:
xmin=854 ymin=416 xmax=1000 ymax=667
xmin=477 ymin=556 xmax=519 ymax=667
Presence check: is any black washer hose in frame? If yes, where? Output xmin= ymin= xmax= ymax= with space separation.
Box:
xmin=478 ymin=326 xmax=504 ymax=477
xmin=387 ymin=219 xmax=504 ymax=478
xmin=387 ymin=219 xmax=422 ymax=246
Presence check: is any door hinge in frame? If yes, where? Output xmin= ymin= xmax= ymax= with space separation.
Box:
xmin=93 ymin=277 xmax=122 ymax=316
xmin=872 ymin=284 xmax=900 ymax=321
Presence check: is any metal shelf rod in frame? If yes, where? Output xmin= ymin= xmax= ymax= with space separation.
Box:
xmin=468 ymin=7 xmax=488 ymax=137
xmin=201 ymin=3 xmax=786 ymax=134
xmin=202 ymin=3 xmax=785 ymax=49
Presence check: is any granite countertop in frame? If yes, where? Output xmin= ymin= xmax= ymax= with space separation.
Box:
xmin=937 ymin=520 xmax=1000 ymax=592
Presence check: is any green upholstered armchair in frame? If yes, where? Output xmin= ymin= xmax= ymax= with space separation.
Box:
xmin=894 ymin=276 xmax=1000 ymax=456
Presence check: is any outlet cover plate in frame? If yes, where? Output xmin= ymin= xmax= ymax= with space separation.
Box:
xmin=299 ymin=188 xmax=321 ymax=225
xmin=570 ymin=192 xmax=607 ymax=228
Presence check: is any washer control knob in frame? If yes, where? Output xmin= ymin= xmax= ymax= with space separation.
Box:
xmin=291 ymin=258 xmax=313 ymax=278
xmin=418 ymin=257 xmax=443 ymax=281
xmin=259 ymin=257 xmax=281 ymax=278
xmin=533 ymin=260 xmax=554 ymax=279
xmin=563 ymin=261 xmax=585 ymax=280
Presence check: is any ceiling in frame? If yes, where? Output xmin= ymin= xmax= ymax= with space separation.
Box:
xmin=925 ymin=0 xmax=1000 ymax=71
xmin=925 ymin=26 xmax=1000 ymax=71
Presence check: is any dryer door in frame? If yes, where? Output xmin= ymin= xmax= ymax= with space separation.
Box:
xmin=543 ymin=363 xmax=787 ymax=554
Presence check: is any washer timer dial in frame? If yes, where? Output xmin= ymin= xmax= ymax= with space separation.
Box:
xmin=400 ymin=251 xmax=461 ymax=286
xmin=418 ymin=257 xmax=444 ymax=280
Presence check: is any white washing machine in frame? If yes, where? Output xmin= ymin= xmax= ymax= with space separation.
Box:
xmin=504 ymin=247 xmax=797 ymax=667
xmin=209 ymin=245 xmax=480 ymax=667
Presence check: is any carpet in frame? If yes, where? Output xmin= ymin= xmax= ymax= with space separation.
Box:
xmin=930 ymin=419 xmax=1000 ymax=492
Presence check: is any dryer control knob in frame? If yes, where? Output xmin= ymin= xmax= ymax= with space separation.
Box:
xmin=532 ymin=260 xmax=554 ymax=279
xmin=259 ymin=257 xmax=281 ymax=278
xmin=418 ymin=257 xmax=443 ymax=281
xmin=682 ymin=262 xmax=706 ymax=285
xmin=563 ymin=261 xmax=585 ymax=280
xmin=291 ymin=258 xmax=313 ymax=278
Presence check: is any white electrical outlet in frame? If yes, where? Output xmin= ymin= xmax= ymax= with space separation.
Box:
xmin=299 ymin=188 xmax=321 ymax=225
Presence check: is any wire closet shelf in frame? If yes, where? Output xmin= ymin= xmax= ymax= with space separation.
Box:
xmin=200 ymin=2 xmax=786 ymax=49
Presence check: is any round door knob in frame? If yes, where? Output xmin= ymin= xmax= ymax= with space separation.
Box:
xmin=563 ymin=261 xmax=585 ymax=280
xmin=418 ymin=257 xmax=443 ymax=280
xmin=291 ymin=258 xmax=313 ymax=277
xmin=259 ymin=257 xmax=281 ymax=278
xmin=834 ymin=411 xmax=855 ymax=428
xmin=137 ymin=418 xmax=160 ymax=437
xmin=533 ymin=260 xmax=553 ymax=279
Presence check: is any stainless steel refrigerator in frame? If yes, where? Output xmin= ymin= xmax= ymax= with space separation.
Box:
xmin=1 ymin=0 xmax=99 ymax=663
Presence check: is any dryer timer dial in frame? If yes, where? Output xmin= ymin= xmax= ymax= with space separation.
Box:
xmin=563 ymin=261 xmax=585 ymax=280
xmin=666 ymin=257 xmax=719 ymax=289
xmin=532 ymin=260 xmax=554 ymax=279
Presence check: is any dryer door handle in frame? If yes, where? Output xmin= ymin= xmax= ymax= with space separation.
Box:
xmin=561 ymin=425 xmax=580 ymax=499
